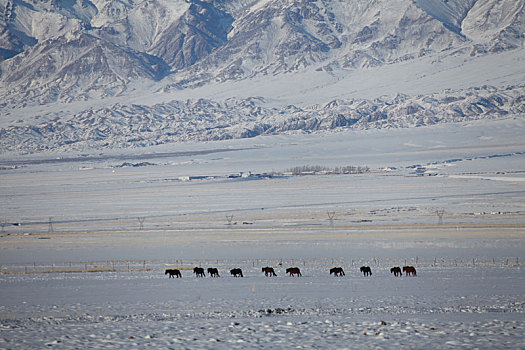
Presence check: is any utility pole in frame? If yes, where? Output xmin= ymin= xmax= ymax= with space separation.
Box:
xmin=327 ymin=211 xmax=336 ymax=225
xmin=138 ymin=217 xmax=145 ymax=230
xmin=436 ymin=209 xmax=445 ymax=225
xmin=48 ymin=217 xmax=53 ymax=233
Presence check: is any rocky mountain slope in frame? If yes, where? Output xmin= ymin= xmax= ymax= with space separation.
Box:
xmin=0 ymin=0 xmax=524 ymax=154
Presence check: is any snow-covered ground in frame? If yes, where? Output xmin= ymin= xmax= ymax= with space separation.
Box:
xmin=1 ymin=119 xmax=524 ymax=348
xmin=1 ymin=262 xmax=524 ymax=348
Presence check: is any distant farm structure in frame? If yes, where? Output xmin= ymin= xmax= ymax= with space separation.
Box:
xmin=174 ymin=164 xmax=370 ymax=183
xmin=281 ymin=165 xmax=370 ymax=176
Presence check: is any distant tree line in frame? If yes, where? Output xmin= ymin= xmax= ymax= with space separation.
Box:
xmin=280 ymin=165 xmax=369 ymax=175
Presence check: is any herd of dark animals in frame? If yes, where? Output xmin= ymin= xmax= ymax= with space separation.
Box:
xmin=165 ymin=266 xmax=417 ymax=278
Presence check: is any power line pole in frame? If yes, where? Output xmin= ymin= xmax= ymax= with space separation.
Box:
xmin=327 ymin=211 xmax=336 ymax=225
xmin=138 ymin=217 xmax=145 ymax=230
xmin=48 ymin=217 xmax=53 ymax=233
xmin=436 ymin=209 xmax=445 ymax=225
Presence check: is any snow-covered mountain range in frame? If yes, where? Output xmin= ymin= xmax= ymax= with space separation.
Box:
xmin=1 ymin=0 xmax=524 ymax=154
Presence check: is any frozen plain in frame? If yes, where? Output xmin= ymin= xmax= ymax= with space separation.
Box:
xmin=1 ymin=118 xmax=525 ymax=349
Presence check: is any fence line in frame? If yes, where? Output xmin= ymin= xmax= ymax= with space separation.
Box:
xmin=0 ymin=256 xmax=522 ymax=275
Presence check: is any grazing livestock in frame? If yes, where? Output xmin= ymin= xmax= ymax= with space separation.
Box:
xmin=230 ymin=268 xmax=243 ymax=277
xmin=330 ymin=267 xmax=345 ymax=276
xmin=262 ymin=266 xmax=277 ymax=276
xmin=207 ymin=267 xmax=220 ymax=277
xmin=165 ymin=269 xmax=182 ymax=278
xmin=193 ymin=267 xmax=205 ymax=277
xmin=360 ymin=266 xmax=372 ymax=276
xmin=286 ymin=267 xmax=302 ymax=277
xmin=390 ymin=266 xmax=402 ymax=277
xmin=403 ymin=266 xmax=417 ymax=276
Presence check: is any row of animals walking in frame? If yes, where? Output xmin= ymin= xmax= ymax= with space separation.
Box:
xmin=165 ymin=265 xmax=417 ymax=278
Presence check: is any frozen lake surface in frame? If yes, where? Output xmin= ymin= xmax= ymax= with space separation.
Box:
xmin=1 ymin=119 xmax=524 ymax=348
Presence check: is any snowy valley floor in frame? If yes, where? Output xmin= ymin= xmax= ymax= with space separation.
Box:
xmin=0 ymin=260 xmax=524 ymax=349
xmin=1 ymin=120 xmax=524 ymax=348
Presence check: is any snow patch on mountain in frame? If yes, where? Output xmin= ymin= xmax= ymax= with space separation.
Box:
xmin=414 ymin=0 xmax=477 ymax=35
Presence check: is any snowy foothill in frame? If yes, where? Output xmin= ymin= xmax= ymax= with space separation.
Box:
xmin=1 ymin=117 xmax=525 ymax=348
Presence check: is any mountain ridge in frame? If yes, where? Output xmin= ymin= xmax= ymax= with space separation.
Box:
xmin=2 ymin=0 xmax=523 ymax=104
xmin=0 ymin=0 xmax=524 ymax=155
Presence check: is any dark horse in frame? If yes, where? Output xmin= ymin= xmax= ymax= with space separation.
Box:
xmin=360 ymin=266 xmax=372 ymax=276
xmin=403 ymin=266 xmax=417 ymax=276
xmin=207 ymin=267 xmax=220 ymax=277
xmin=165 ymin=269 xmax=182 ymax=278
xmin=230 ymin=268 xmax=243 ymax=277
xmin=193 ymin=267 xmax=205 ymax=277
xmin=262 ymin=266 xmax=277 ymax=276
xmin=390 ymin=266 xmax=402 ymax=277
xmin=286 ymin=267 xmax=302 ymax=277
xmin=330 ymin=267 xmax=345 ymax=276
